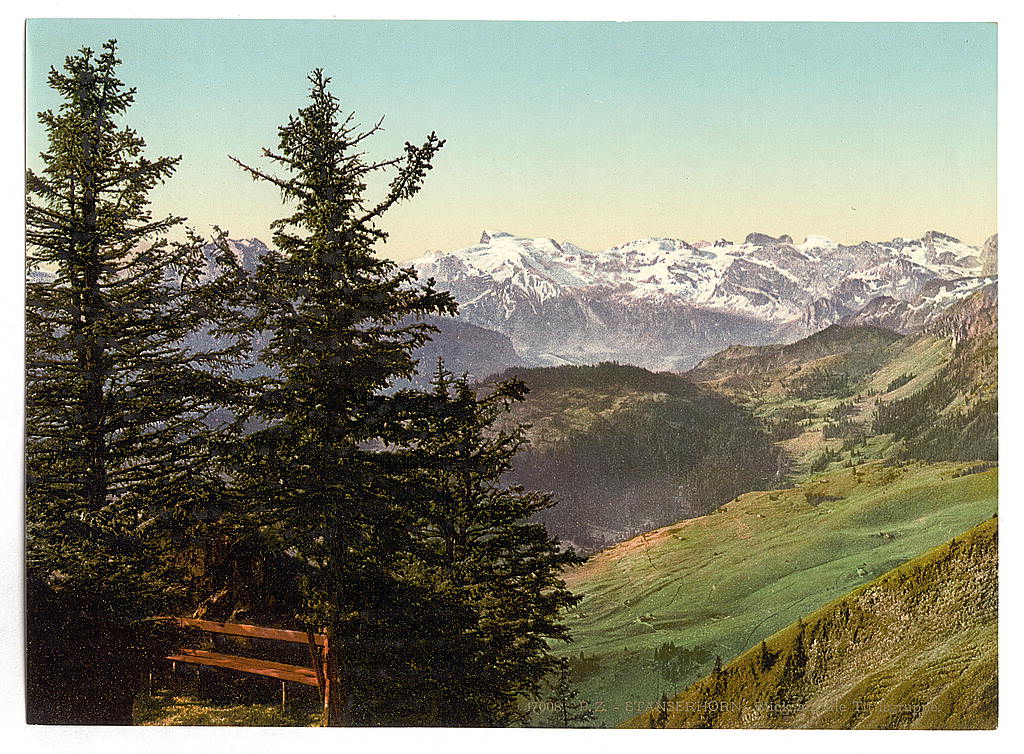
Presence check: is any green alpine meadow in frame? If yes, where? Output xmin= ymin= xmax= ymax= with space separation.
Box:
xmin=24 ymin=21 xmax=997 ymax=730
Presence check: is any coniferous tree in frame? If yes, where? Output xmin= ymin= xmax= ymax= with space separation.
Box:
xmin=25 ymin=41 xmax=238 ymax=723
xmin=223 ymin=70 xmax=455 ymax=725
xmin=393 ymin=363 xmax=583 ymax=726
xmin=654 ymin=692 xmax=670 ymax=728
xmin=756 ymin=639 xmax=774 ymax=673
xmin=543 ymin=658 xmax=595 ymax=728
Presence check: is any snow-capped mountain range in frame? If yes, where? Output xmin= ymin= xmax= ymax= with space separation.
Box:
xmin=411 ymin=230 xmax=996 ymax=371
xmin=28 ymin=230 xmax=997 ymax=378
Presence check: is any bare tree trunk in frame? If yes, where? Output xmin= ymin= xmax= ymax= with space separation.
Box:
xmin=322 ymin=625 xmax=347 ymax=726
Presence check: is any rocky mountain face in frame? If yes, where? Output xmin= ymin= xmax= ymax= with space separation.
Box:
xmin=839 ymin=277 xmax=996 ymax=334
xmin=980 ymin=233 xmax=998 ymax=276
xmin=412 ymin=229 xmax=994 ymax=372
xmin=923 ymin=282 xmax=998 ymax=345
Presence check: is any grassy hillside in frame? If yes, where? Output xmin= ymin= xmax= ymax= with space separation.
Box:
xmin=490 ymin=363 xmax=782 ymax=552
xmin=872 ymin=289 xmax=997 ymax=462
xmin=626 ymin=517 xmax=997 ymax=729
xmin=686 ymin=325 xmax=903 ymax=398
xmin=555 ymin=461 xmax=997 ymax=727
xmin=686 ymin=292 xmax=996 ymax=480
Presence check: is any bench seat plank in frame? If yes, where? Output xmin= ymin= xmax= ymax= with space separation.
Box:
xmin=167 ymin=649 xmax=320 ymax=686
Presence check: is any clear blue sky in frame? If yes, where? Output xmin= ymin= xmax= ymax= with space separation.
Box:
xmin=26 ymin=20 xmax=997 ymax=259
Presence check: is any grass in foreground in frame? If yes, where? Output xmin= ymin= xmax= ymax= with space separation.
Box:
xmin=134 ymin=689 xmax=320 ymax=726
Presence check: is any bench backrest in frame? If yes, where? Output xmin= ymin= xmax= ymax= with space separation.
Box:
xmin=159 ymin=616 xmax=327 ymax=647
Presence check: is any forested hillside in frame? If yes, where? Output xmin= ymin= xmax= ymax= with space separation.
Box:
xmin=872 ymin=285 xmax=997 ymax=461
xmin=686 ymin=324 xmax=903 ymax=395
xmin=491 ymin=363 xmax=783 ymax=551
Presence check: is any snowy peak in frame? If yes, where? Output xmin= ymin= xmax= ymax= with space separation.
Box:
xmin=220 ymin=237 xmax=270 ymax=273
xmin=744 ymin=232 xmax=793 ymax=246
xmin=410 ymin=229 xmax=994 ymax=371
xmin=798 ymin=235 xmax=837 ymax=252
xmin=922 ymin=229 xmax=962 ymax=245
xmin=425 ymin=233 xmax=598 ymax=303
xmin=414 ymin=229 xmax=986 ymax=319
xmin=479 ymin=229 xmax=515 ymax=244
xmin=201 ymin=237 xmax=271 ymax=279
xmin=415 ymin=232 xmax=744 ymax=309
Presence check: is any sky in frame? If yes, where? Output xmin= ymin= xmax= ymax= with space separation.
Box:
xmin=25 ymin=20 xmax=997 ymax=260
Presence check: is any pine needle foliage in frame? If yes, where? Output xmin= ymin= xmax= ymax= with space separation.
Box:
xmin=389 ymin=362 xmax=583 ymax=725
xmin=25 ymin=40 xmax=239 ymax=723
xmin=26 ymin=39 xmax=237 ymax=619
xmin=222 ymin=70 xmax=456 ymax=725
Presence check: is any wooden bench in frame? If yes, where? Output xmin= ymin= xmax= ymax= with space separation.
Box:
xmin=156 ymin=617 xmax=330 ymax=710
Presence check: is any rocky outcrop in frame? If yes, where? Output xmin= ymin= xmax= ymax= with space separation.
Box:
xmin=980 ymin=234 xmax=998 ymax=276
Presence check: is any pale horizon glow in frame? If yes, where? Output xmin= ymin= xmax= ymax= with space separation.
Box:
xmin=26 ymin=20 xmax=997 ymax=259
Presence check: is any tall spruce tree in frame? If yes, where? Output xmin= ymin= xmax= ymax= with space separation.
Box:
xmin=25 ymin=41 xmax=236 ymax=723
xmin=392 ymin=363 xmax=583 ymax=726
xmin=224 ymin=70 xmax=456 ymax=725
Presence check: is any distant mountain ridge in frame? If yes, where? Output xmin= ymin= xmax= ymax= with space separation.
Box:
xmin=411 ymin=229 xmax=995 ymax=371
xmin=685 ymin=324 xmax=903 ymax=391
xmin=30 ymin=230 xmax=993 ymax=383
xmin=181 ymin=232 xmax=996 ymax=381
